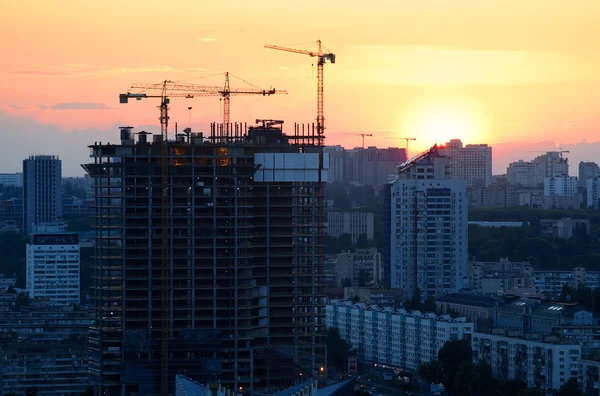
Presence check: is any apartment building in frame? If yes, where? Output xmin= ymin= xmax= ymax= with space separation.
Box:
xmin=0 ymin=172 xmax=23 ymax=187
xmin=386 ymin=145 xmax=467 ymax=298
xmin=25 ymin=232 xmax=80 ymax=305
xmin=444 ymin=139 xmax=492 ymax=187
xmin=326 ymin=211 xmax=374 ymax=243
xmin=335 ymin=248 xmax=382 ymax=286
xmin=540 ymin=218 xmax=590 ymax=240
xmin=472 ymin=332 xmax=581 ymax=392
xmin=326 ymin=300 xmax=473 ymax=370
xmin=579 ymin=161 xmax=600 ymax=189
xmin=468 ymin=259 xmax=533 ymax=294
xmin=23 ymin=155 xmax=62 ymax=234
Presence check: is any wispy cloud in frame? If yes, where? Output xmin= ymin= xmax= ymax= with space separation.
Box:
xmin=12 ymin=64 xmax=207 ymax=78
xmin=37 ymin=105 xmax=48 ymax=110
xmin=8 ymin=105 xmax=28 ymax=110
xmin=50 ymin=102 xmax=114 ymax=110
xmin=279 ymin=66 xmax=290 ymax=70
xmin=201 ymin=36 xmax=218 ymax=43
xmin=185 ymin=67 xmax=208 ymax=72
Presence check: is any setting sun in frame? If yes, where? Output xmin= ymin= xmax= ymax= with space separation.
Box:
xmin=400 ymin=98 xmax=489 ymax=149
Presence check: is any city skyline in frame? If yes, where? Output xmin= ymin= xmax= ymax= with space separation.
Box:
xmin=2 ymin=1 xmax=600 ymax=175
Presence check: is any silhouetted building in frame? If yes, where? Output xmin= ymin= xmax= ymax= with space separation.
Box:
xmin=23 ymin=155 xmax=62 ymax=234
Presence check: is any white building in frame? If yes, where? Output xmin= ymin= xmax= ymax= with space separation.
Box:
xmin=327 ymin=211 xmax=374 ymax=243
xmin=544 ymin=175 xmax=578 ymax=197
xmin=26 ymin=232 xmax=80 ymax=305
xmin=472 ymin=332 xmax=580 ymax=392
xmin=388 ymin=146 xmax=467 ymax=299
xmin=326 ymin=300 xmax=473 ymax=370
xmin=0 ymin=173 xmax=23 ymax=187
xmin=587 ymin=177 xmax=600 ymax=209
xmin=23 ymin=155 xmax=62 ymax=234
xmin=444 ymin=139 xmax=492 ymax=187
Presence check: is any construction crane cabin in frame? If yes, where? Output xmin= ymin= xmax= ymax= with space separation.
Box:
xmin=265 ymin=40 xmax=335 ymax=136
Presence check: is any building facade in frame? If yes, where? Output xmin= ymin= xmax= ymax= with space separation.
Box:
xmin=544 ymin=175 xmax=578 ymax=197
xmin=326 ymin=211 xmax=374 ymax=243
xmin=23 ymin=155 xmax=62 ymax=234
xmin=0 ymin=172 xmax=23 ymax=187
xmin=468 ymin=258 xmax=533 ymax=294
xmin=0 ymin=305 xmax=93 ymax=395
xmin=540 ymin=218 xmax=590 ymax=240
xmin=587 ymin=177 xmax=600 ymax=209
xmin=387 ymin=146 xmax=467 ymax=299
xmin=323 ymin=145 xmax=345 ymax=183
xmin=83 ymin=124 xmax=327 ymax=394
xmin=25 ymin=232 xmax=80 ymax=305
xmin=472 ymin=332 xmax=580 ymax=392
xmin=444 ymin=139 xmax=492 ymax=187
xmin=579 ymin=161 xmax=600 ymax=189
xmin=507 ymin=160 xmax=536 ymax=187
xmin=335 ymin=248 xmax=382 ymax=286
xmin=326 ymin=300 xmax=473 ymax=370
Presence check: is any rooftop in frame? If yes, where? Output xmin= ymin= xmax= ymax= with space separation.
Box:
xmin=436 ymin=292 xmax=499 ymax=309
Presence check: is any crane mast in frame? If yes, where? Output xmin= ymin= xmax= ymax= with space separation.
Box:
xmin=265 ymin=40 xmax=335 ymax=137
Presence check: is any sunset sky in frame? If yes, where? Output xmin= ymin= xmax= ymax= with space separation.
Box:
xmin=1 ymin=0 xmax=600 ymax=175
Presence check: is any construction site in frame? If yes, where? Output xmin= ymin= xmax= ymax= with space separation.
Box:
xmin=81 ymin=41 xmax=335 ymax=396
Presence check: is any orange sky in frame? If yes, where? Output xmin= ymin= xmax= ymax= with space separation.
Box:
xmin=1 ymin=0 xmax=600 ymax=173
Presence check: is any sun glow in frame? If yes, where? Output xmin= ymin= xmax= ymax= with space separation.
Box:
xmin=400 ymin=99 xmax=489 ymax=149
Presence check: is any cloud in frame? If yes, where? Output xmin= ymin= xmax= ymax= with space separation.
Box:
xmin=37 ymin=105 xmax=48 ymax=110
xmin=201 ymin=36 xmax=218 ymax=43
xmin=50 ymin=102 xmax=115 ymax=110
xmin=8 ymin=105 xmax=28 ymax=110
xmin=279 ymin=66 xmax=289 ymax=70
xmin=12 ymin=70 xmax=72 ymax=76
xmin=12 ymin=64 xmax=206 ymax=78
xmin=185 ymin=67 xmax=208 ymax=72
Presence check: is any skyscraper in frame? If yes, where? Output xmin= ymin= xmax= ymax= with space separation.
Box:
xmin=386 ymin=146 xmax=467 ymax=299
xmin=82 ymin=123 xmax=327 ymax=394
xmin=23 ymin=155 xmax=62 ymax=234
xmin=444 ymin=139 xmax=492 ymax=187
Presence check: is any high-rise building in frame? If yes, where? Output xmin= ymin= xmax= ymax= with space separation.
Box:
xmin=23 ymin=155 xmax=62 ymax=234
xmin=26 ymin=232 xmax=80 ymax=305
xmin=579 ymin=161 xmax=600 ymax=189
xmin=386 ymin=146 xmax=467 ymax=299
xmin=507 ymin=160 xmax=536 ymax=187
xmin=328 ymin=146 xmax=406 ymax=187
xmin=326 ymin=211 xmax=374 ymax=243
xmin=0 ymin=172 xmax=23 ymax=187
xmin=588 ymin=177 xmax=600 ymax=209
xmin=444 ymin=139 xmax=492 ymax=187
xmin=82 ymin=124 xmax=327 ymax=394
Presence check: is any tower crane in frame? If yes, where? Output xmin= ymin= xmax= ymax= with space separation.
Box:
xmin=130 ymin=72 xmax=287 ymax=126
xmin=384 ymin=136 xmax=417 ymax=157
xmin=265 ymin=40 xmax=336 ymax=137
xmin=343 ymin=133 xmax=373 ymax=149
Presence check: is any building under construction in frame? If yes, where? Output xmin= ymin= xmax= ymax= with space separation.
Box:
xmin=82 ymin=120 xmax=327 ymax=395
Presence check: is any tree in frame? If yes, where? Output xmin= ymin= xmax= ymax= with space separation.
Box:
xmin=357 ymin=269 xmax=371 ymax=287
xmin=80 ymin=386 xmax=94 ymax=396
xmin=338 ymin=234 xmax=353 ymax=252
xmin=422 ymin=296 xmax=436 ymax=313
xmin=25 ymin=387 xmax=38 ymax=396
xmin=351 ymin=295 xmax=360 ymax=303
xmin=355 ymin=234 xmax=369 ymax=249
xmin=517 ymin=389 xmax=543 ymax=396
xmin=558 ymin=378 xmax=581 ymax=396
xmin=327 ymin=327 xmax=352 ymax=371
xmin=438 ymin=339 xmax=472 ymax=393
xmin=15 ymin=292 xmax=29 ymax=307
xmin=341 ymin=278 xmax=352 ymax=288
xmin=418 ymin=360 xmax=442 ymax=384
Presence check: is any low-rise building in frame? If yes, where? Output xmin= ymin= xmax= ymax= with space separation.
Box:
xmin=435 ymin=293 xmax=498 ymax=329
xmin=533 ymin=267 xmax=600 ymax=297
xmin=540 ymin=218 xmax=590 ymax=240
xmin=0 ymin=172 xmax=23 ymax=187
xmin=343 ymin=287 xmax=405 ymax=308
xmin=326 ymin=300 xmax=473 ymax=370
xmin=334 ymin=248 xmax=382 ymax=286
xmin=472 ymin=331 xmax=581 ymax=392
xmin=0 ymin=273 xmax=16 ymax=290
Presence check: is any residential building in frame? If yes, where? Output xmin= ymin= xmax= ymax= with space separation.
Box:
xmin=335 ymin=248 xmax=381 ymax=286
xmin=82 ymin=124 xmax=327 ymax=394
xmin=435 ymin=293 xmax=498 ymax=328
xmin=468 ymin=179 xmax=545 ymax=208
xmin=26 ymin=232 xmax=80 ymax=305
xmin=554 ymin=326 xmax=600 ymax=358
xmin=386 ymin=145 xmax=467 ymax=299
xmin=468 ymin=258 xmax=533 ymax=294
xmin=544 ymin=175 xmax=578 ymax=197
xmin=533 ymin=267 xmax=600 ymax=296
xmin=0 ymin=273 xmax=16 ymax=290
xmin=0 ymin=172 xmax=23 ymax=187
xmin=343 ymin=287 xmax=405 ymax=308
xmin=540 ymin=218 xmax=590 ymax=240
xmin=0 ymin=305 xmax=93 ymax=396
xmin=444 ymin=139 xmax=492 ymax=187
xmin=324 ymin=145 xmax=345 ymax=183
xmin=326 ymin=211 xmax=374 ymax=243
xmin=23 ymin=155 xmax=62 ymax=234
xmin=580 ymin=360 xmax=600 ymax=396
xmin=472 ymin=332 xmax=581 ymax=392
xmin=579 ymin=161 xmax=600 ymax=189
xmin=534 ymin=151 xmax=569 ymax=185
xmin=507 ymin=160 xmax=536 ymax=187
xmin=587 ymin=177 xmax=600 ymax=209
xmin=326 ymin=300 xmax=473 ymax=370
xmin=0 ymin=198 xmax=23 ymax=225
